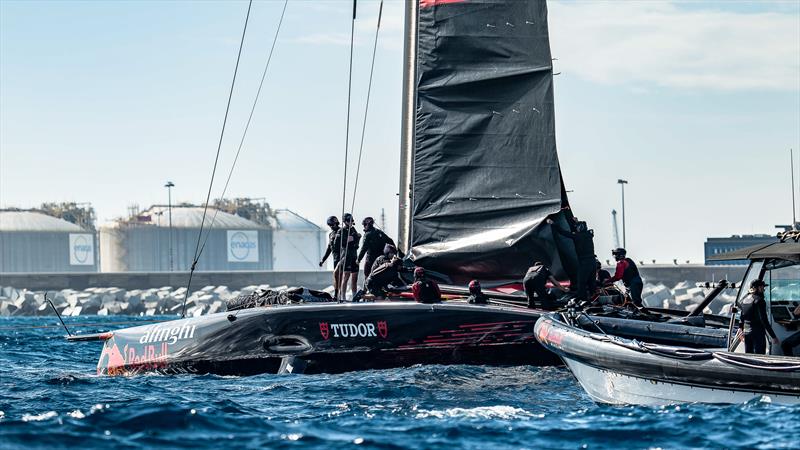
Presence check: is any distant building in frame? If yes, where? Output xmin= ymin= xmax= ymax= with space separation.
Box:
xmin=704 ymin=234 xmax=776 ymax=265
xmin=0 ymin=209 xmax=98 ymax=273
xmin=271 ymin=209 xmax=326 ymax=271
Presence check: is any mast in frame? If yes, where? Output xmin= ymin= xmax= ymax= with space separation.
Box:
xmin=398 ymin=0 xmax=418 ymax=253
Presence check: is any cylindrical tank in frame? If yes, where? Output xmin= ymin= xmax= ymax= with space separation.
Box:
xmin=0 ymin=210 xmax=98 ymax=273
xmin=99 ymin=206 xmax=272 ymax=272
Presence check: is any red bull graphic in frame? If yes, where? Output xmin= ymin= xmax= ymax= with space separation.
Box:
xmin=97 ymin=338 xmax=170 ymax=376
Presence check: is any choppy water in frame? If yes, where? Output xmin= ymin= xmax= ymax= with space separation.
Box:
xmin=1 ymin=316 xmax=799 ymax=449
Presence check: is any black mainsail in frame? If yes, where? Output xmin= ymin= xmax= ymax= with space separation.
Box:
xmin=400 ymin=0 xmax=576 ymax=282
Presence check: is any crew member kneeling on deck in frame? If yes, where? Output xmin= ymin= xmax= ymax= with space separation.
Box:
xmin=739 ymin=279 xmax=780 ymax=354
xmin=364 ymin=256 xmax=404 ymax=300
xmin=606 ymin=248 xmax=644 ymax=307
xmin=523 ymin=262 xmax=568 ymax=309
xmin=412 ymin=267 xmax=441 ymax=304
xmin=467 ymin=280 xmax=488 ymax=305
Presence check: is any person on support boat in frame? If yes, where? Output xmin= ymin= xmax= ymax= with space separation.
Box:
xmin=319 ymin=216 xmax=342 ymax=300
xmin=357 ymin=217 xmax=396 ymax=280
xmin=335 ymin=213 xmax=361 ymax=301
xmin=360 ymin=256 xmax=405 ymax=300
xmin=739 ymin=279 xmax=780 ymax=354
xmin=412 ymin=267 xmax=441 ymax=304
xmin=606 ymin=248 xmax=645 ymax=307
xmin=780 ymin=304 xmax=800 ymax=356
xmin=547 ymin=216 xmax=596 ymax=300
xmin=523 ymin=261 xmax=568 ymax=309
xmin=467 ymin=280 xmax=489 ymax=305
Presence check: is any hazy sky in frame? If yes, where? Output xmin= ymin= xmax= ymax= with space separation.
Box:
xmin=1 ymin=0 xmax=798 ymax=263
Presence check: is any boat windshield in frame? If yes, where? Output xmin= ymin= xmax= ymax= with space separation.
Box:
xmin=764 ymin=259 xmax=800 ymax=304
xmin=737 ymin=260 xmax=764 ymax=304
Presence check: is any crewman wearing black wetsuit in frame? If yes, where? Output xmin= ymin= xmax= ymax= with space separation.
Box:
xmin=523 ymin=262 xmax=567 ymax=309
xmin=319 ymin=216 xmax=342 ymax=300
xmin=335 ymin=213 xmax=361 ymax=301
xmin=606 ymin=248 xmax=645 ymax=307
xmin=357 ymin=217 xmax=396 ymax=280
xmin=547 ymin=217 xmax=596 ymax=300
xmin=596 ymin=260 xmax=611 ymax=286
xmin=364 ymin=256 xmax=405 ymax=300
xmin=739 ymin=279 xmax=780 ymax=354
xmin=370 ymin=244 xmax=397 ymax=273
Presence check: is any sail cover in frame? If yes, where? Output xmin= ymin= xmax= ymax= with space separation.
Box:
xmin=409 ymin=0 xmax=576 ymax=281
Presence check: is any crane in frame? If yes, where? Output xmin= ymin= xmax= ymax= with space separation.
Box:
xmin=611 ymin=209 xmax=621 ymax=249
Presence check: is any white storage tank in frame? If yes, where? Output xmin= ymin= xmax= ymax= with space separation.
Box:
xmin=99 ymin=205 xmax=272 ymax=272
xmin=0 ymin=210 xmax=98 ymax=273
xmin=271 ymin=209 xmax=326 ymax=271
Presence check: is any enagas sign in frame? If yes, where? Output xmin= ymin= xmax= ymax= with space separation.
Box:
xmin=69 ymin=234 xmax=94 ymax=266
xmin=227 ymin=230 xmax=259 ymax=263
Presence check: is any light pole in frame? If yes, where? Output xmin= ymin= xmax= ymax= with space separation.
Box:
xmin=164 ymin=181 xmax=175 ymax=272
xmin=617 ymin=179 xmax=628 ymax=248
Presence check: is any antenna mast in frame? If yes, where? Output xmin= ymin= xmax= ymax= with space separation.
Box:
xmin=611 ymin=209 xmax=621 ymax=249
xmin=792 ymin=149 xmax=797 ymax=230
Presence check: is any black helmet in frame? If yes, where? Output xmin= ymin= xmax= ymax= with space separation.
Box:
xmin=362 ymin=217 xmax=375 ymax=228
xmin=384 ymin=244 xmax=397 ymax=256
xmin=343 ymin=213 xmax=354 ymax=223
xmin=750 ymin=279 xmax=768 ymax=289
xmin=612 ymin=248 xmax=627 ymax=256
xmin=326 ymin=216 xmax=339 ymax=227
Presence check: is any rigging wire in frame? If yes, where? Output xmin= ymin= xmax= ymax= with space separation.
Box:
xmin=349 ymin=0 xmax=383 ymax=216
xmin=181 ymin=0 xmax=253 ymax=318
xmin=338 ymin=0 xmax=358 ymax=298
xmin=197 ymin=0 xmax=290 ymax=258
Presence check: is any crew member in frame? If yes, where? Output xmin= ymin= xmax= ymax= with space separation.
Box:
xmin=606 ymin=248 xmax=645 ymax=307
xmin=319 ymin=216 xmax=342 ymax=300
xmin=523 ymin=261 xmax=568 ymax=309
xmin=336 ymin=213 xmax=361 ymax=301
xmin=467 ymin=280 xmax=489 ymax=305
xmin=357 ymin=217 xmax=396 ymax=280
xmin=781 ymin=304 xmax=800 ymax=356
xmin=363 ymin=256 xmax=405 ymax=300
xmin=370 ymin=244 xmax=397 ymax=273
xmin=547 ymin=217 xmax=596 ymax=300
xmin=412 ymin=267 xmax=441 ymax=304
xmin=596 ymin=260 xmax=611 ymax=286
xmin=738 ymin=279 xmax=780 ymax=354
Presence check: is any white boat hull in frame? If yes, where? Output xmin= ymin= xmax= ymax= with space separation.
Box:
xmin=564 ymin=356 xmax=800 ymax=406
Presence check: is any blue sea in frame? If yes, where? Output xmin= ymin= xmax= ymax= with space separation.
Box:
xmin=1 ymin=316 xmax=798 ymax=449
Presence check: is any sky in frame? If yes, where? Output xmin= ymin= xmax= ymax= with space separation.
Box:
xmin=1 ymin=0 xmax=798 ymax=264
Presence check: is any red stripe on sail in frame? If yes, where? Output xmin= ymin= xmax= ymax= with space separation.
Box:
xmin=420 ymin=0 xmax=467 ymax=8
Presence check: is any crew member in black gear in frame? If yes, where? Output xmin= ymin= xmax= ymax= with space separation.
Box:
xmin=738 ymin=279 xmax=780 ymax=354
xmin=596 ymin=260 xmax=611 ymax=285
xmin=363 ymin=256 xmax=405 ymax=300
xmin=467 ymin=280 xmax=489 ymax=305
xmin=780 ymin=304 xmax=800 ymax=356
xmin=523 ymin=262 xmax=568 ymax=309
xmin=319 ymin=216 xmax=342 ymax=300
xmin=357 ymin=217 xmax=396 ymax=280
xmin=370 ymin=244 xmax=397 ymax=273
xmin=547 ymin=217 xmax=596 ymax=300
xmin=335 ymin=213 xmax=361 ymax=301
xmin=412 ymin=267 xmax=441 ymax=304
xmin=606 ymin=248 xmax=645 ymax=307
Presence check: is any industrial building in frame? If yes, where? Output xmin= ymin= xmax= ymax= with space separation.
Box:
xmin=100 ymin=205 xmax=273 ymax=272
xmin=271 ymin=209 xmax=327 ymax=270
xmin=0 ymin=207 xmax=98 ymax=273
xmin=704 ymin=234 xmax=776 ymax=265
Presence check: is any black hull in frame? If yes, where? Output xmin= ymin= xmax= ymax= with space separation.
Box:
xmin=96 ymin=302 xmax=560 ymax=376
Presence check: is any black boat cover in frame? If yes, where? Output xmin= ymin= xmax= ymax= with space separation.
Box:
xmin=410 ymin=0 xmax=576 ymax=282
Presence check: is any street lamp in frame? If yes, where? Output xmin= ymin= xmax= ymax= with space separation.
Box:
xmin=617 ymin=179 xmax=628 ymax=248
xmin=164 ymin=181 xmax=175 ymax=272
